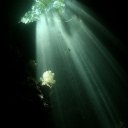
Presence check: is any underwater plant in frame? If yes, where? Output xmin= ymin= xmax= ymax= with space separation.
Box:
xmin=40 ymin=70 xmax=56 ymax=87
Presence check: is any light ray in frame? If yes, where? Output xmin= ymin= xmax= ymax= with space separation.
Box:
xmin=34 ymin=1 xmax=128 ymax=128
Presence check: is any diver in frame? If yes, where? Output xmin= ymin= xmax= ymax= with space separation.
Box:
xmin=37 ymin=70 xmax=56 ymax=108
xmin=36 ymin=70 xmax=56 ymax=128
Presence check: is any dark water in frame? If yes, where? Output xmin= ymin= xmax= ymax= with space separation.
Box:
xmin=3 ymin=0 xmax=128 ymax=127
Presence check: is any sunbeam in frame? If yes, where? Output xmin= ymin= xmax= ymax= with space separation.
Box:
xmin=20 ymin=0 xmax=128 ymax=128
